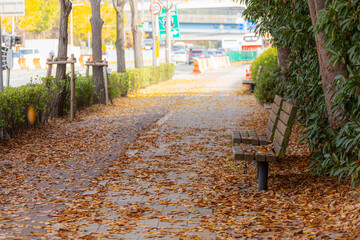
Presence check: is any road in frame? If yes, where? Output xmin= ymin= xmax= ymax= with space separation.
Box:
xmin=3 ymin=62 xmax=194 ymax=88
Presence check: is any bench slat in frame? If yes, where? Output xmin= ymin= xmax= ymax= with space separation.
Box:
xmin=233 ymin=146 xmax=244 ymax=160
xmin=265 ymin=150 xmax=277 ymax=162
xmin=241 ymin=131 xmax=251 ymax=144
xmin=258 ymin=135 xmax=269 ymax=145
xmin=233 ymin=131 xmax=241 ymax=144
xmin=276 ymin=119 xmax=292 ymax=138
xmin=255 ymin=152 xmax=266 ymax=162
xmin=274 ymin=95 xmax=283 ymax=106
xmin=269 ymin=111 xmax=278 ymax=124
xmin=274 ymin=129 xmax=289 ymax=148
xmin=266 ymin=120 xmax=276 ymax=135
xmin=274 ymin=139 xmax=286 ymax=159
xmin=279 ymin=110 xmax=295 ymax=126
xmin=271 ymin=103 xmax=281 ymax=115
xmin=248 ymin=130 xmax=259 ymax=145
xmin=282 ymin=101 xmax=298 ymax=116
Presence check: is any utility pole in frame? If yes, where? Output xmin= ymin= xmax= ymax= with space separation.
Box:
xmin=0 ymin=17 xmax=3 ymax=93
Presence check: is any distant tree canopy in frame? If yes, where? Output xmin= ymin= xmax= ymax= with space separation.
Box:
xmin=1 ymin=0 xmax=124 ymax=46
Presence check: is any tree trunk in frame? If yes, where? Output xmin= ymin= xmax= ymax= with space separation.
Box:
xmin=165 ymin=1 xmax=172 ymax=63
xmin=53 ymin=0 xmax=72 ymax=118
xmin=307 ymin=0 xmax=346 ymax=129
xmin=113 ymin=0 xmax=126 ymax=73
xmin=90 ymin=0 xmax=105 ymax=104
xmin=277 ymin=47 xmax=291 ymax=73
xmin=130 ymin=0 xmax=144 ymax=69
xmin=277 ymin=47 xmax=291 ymax=81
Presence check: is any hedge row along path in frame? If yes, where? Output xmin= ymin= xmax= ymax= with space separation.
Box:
xmin=0 ymin=64 xmax=360 ymax=239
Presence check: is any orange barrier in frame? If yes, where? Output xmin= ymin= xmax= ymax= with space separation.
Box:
xmin=192 ymin=59 xmax=202 ymax=74
xmin=19 ymin=58 xmax=29 ymax=70
xmin=33 ymin=58 xmax=41 ymax=69
xmin=192 ymin=56 xmax=231 ymax=74
xmin=79 ymin=54 xmax=93 ymax=67
xmin=245 ymin=68 xmax=252 ymax=81
xmin=225 ymin=57 xmax=231 ymax=67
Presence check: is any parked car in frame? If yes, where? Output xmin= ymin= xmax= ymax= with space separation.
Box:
xmin=142 ymin=39 xmax=153 ymax=50
xmin=19 ymin=48 xmax=40 ymax=59
xmin=171 ymin=50 xmax=188 ymax=64
xmin=188 ymin=48 xmax=207 ymax=64
xmin=207 ymin=49 xmax=225 ymax=57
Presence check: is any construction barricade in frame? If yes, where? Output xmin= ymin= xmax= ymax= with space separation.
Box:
xmin=192 ymin=56 xmax=232 ymax=74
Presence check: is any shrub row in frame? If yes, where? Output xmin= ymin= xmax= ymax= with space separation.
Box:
xmin=109 ymin=63 xmax=175 ymax=97
xmin=250 ymin=48 xmax=280 ymax=105
xmin=0 ymin=63 xmax=175 ymax=140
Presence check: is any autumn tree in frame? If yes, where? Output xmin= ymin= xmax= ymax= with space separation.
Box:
xmin=112 ymin=0 xmax=127 ymax=73
xmin=52 ymin=0 xmax=72 ymax=117
xmin=306 ymin=0 xmax=346 ymax=130
xmin=90 ymin=0 xmax=105 ymax=104
xmin=129 ymin=0 xmax=144 ymax=69
xmin=10 ymin=0 xmax=59 ymax=36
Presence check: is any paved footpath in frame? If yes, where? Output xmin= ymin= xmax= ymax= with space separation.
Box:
xmin=44 ymin=64 xmax=262 ymax=239
xmin=1 ymin=64 xmax=269 ymax=239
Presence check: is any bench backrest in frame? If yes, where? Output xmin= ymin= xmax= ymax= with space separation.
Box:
xmin=273 ymin=101 xmax=298 ymax=158
xmin=266 ymin=95 xmax=283 ymax=142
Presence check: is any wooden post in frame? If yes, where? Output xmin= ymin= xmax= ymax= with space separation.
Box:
xmin=103 ymin=59 xmax=109 ymax=106
xmin=70 ymin=54 xmax=75 ymax=121
xmin=46 ymin=56 xmax=54 ymax=85
xmin=86 ymin=61 xmax=90 ymax=77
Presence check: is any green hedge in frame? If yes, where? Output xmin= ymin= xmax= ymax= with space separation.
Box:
xmin=250 ymin=48 xmax=280 ymax=104
xmin=109 ymin=63 xmax=175 ymax=97
xmin=0 ymin=63 xmax=175 ymax=140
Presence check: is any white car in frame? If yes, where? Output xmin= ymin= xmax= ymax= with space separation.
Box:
xmin=19 ymin=48 xmax=41 ymax=59
xmin=171 ymin=50 xmax=188 ymax=64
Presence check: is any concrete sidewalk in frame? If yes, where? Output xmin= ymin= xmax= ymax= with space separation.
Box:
xmin=1 ymin=64 xmax=268 ymax=239
xmin=43 ymin=65 xmax=264 ymax=239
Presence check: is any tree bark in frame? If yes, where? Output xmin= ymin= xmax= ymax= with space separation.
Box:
xmin=130 ymin=0 xmax=144 ymax=69
xmin=277 ymin=46 xmax=291 ymax=81
xmin=53 ymin=0 xmax=72 ymax=118
xmin=277 ymin=47 xmax=291 ymax=73
xmin=113 ymin=0 xmax=126 ymax=73
xmin=55 ymin=0 xmax=71 ymax=81
xmin=90 ymin=0 xmax=105 ymax=104
xmin=307 ymin=0 xmax=346 ymax=129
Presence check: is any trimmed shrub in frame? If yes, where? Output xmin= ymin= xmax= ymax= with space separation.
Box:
xmin=0 ymin=63 xmax=176 ymax=140
xmin=0 ymin=82 xmax=53 ymax=137
xmin=250 ymin=48 xmax=280 ymax=104
xmin=109 ymin=63 xmax=175 ymax=98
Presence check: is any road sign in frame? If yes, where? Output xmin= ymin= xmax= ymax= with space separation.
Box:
xmin=158 ymin=6 xmax=180 ymax=41
xmin=0 ymin=0 xmax=25 ymax=16
xmin=150 ymin=2 xmax=161 ymax=15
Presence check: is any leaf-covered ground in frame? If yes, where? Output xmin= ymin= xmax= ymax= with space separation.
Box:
xmin=1 ymin=65 xmax=360 ymax=239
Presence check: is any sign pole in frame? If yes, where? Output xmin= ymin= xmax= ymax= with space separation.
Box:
xmin=0 ymin=17 xmax=3 ymax=92
xmin=151 ymin=0 xmax=156 ymax=66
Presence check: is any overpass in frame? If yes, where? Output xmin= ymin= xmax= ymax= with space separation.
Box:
xmin=125 ymin=0 xmax=250 ymax=41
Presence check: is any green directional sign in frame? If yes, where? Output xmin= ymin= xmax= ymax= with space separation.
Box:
xmin=158 ymin=6 xmax=180 ymax=41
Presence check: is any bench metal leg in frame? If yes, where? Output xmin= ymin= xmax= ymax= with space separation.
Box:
xmin=257 ymin=161 xmax=268 ymax=191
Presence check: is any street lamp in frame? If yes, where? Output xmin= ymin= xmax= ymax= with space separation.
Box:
xmin=70 ymin=3 xmax=84 ymax=46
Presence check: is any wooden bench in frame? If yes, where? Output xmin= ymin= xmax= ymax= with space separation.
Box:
xmin=233 ymin=100 xmax=298 ymax=191
xmin=242 ymin=66 xmax=262 ymax=93
xmin=232 ymin=95 xmax=284 ymax=146
xmin=242 ymin=80 xmax=255 ymax=93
